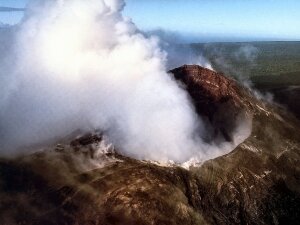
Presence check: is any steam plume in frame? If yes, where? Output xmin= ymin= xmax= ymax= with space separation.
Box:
xmin=0 ymin=0 xmax=250 ymax=163
xmin=145 ymin=29 xmax=213 ymax=70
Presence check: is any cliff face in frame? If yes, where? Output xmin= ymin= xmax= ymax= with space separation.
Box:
xmin=170 ymin=65 xmax=245 ymax=112
xmin=1 ymin=65 xmax=300 ymax=225
xmin=170 ymin=65 xmax=252 ymax=142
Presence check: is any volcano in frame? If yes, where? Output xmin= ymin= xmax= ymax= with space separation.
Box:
xmin=0 ymin=65 xmax=299 ymax=225
xmin=170 ymin=65 xmax=252 ymax=142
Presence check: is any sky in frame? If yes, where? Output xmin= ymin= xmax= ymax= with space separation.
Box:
xmin=0 ymin=0 xmax=25 ymax=25
xmin=1 ymin=0 xmax=300 ymax=42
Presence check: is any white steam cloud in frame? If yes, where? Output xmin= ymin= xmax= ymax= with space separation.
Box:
xmin=144 ymin=29 xmax=213 ymax=70
xmin=0 ymin=0 xmax=250 ymax=163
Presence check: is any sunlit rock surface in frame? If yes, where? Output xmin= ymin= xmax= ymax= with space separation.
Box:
xmin=1 ymin=65 xmax=299 ymax=225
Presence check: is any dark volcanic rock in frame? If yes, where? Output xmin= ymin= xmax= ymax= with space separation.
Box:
xmin=259 ymin=85 xmax=300 ymax=120
xmin=170 ymin=65 xmax=246 ymax=114
xmin=273 ymin=86 xmax=300 ymax=118
xmin=170 ymin=65 xmax=252 ymax=142
xmin=70 ymin=132 xmax=102 ymax=147
xmin=0 ymin=65 xmax=300 ymax=225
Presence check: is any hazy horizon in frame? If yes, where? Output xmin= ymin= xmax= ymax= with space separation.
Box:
xmin=0 ymin=0 xmax=300 ymax=43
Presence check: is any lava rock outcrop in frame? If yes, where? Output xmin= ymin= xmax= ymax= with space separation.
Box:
xmin=170 ymin=65 xmax=252 ymax=142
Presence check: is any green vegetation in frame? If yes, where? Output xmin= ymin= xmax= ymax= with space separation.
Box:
xmin=190 ymin=41 xmax=300 ymax=87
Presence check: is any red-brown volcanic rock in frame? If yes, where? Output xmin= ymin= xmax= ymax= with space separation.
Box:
xmin=170 ymin=65 xmax=250 ymax=141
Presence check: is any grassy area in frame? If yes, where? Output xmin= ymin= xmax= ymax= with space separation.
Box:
xmin=190 ymin=41 xmax=300 ymax=86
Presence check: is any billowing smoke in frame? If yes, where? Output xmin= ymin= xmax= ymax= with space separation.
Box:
xmin=0 ymin=0 xmax=250 ymax=163
xmin=144 ymin=29 xmax=213 ymax=70
xmin=204 ymin=43 xmax=259 ymax=78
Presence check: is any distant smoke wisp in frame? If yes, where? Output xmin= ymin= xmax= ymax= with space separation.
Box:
xmin=0 ymin=0 xmax=250 ymax=163
xmin=145 ymin=29 xmax=213 ymax=70
xmin=206 ymin=44 xmax=259 ymax=78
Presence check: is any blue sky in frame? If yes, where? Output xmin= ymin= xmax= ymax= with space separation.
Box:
xmin=0 ymin=0 xmax=26 ymax=24
xmin=1 ymin=0 xmax=300 ymax=42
